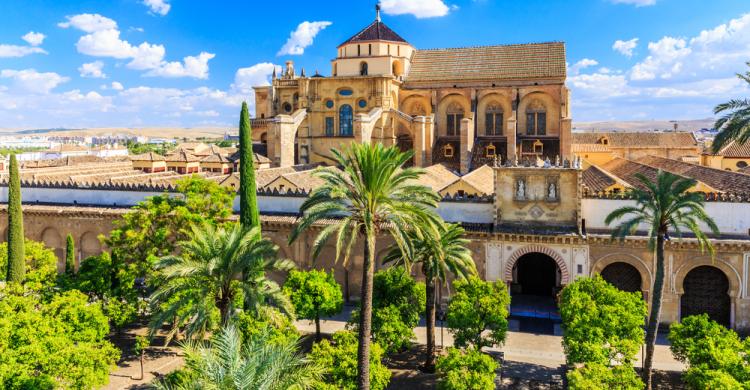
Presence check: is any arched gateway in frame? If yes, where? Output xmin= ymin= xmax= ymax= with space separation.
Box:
xmin=681 ymin=266 xmax=731 ymax=327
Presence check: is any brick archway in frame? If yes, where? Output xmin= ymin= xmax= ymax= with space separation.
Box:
xmin=505 ymin=245 xmax=570 ymax=285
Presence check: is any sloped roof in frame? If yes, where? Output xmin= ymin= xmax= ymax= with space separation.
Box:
xmin=229 ymin=150 xmax=272 ymax=164
xmin=165 ymin=150 xmax=200 ymax=163
xmin=712 ymin=140 xmax=750 ymax=157
xmin=460 ymin=165 xmax=495 ymax=195
xmin=200 ymin=153 xmax=232 ymax=163
xmin=406 ymin=42 xmax=566 ymax=83
xmin=339 ymin=20 xmax=408 ymax=47
xmin=637 ymin=155 xmax=750 ymax=192
xmin=599 ymin=158 xmax=664 ymax=189
xmin=582 ymin=165 xmax=617 ymax=192
xmin=572 ymin=132 xmax=698 ymax=149
xmin=417 ymin=163 xmax=461 ymax=192
xmin=130 ymin=152 xmax=165 ymax=162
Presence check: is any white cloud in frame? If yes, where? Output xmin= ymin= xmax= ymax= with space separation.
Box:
xmin=58 ymin=13 xmax=118 ymax=33
xmin=630 ymin=36 xmax=691 ymax=80
xmin=610 ymin=0 xmax=656 ymax=6
xmin=21 ymin=31 xmax=45 ymax=46
xmin=79 ymin=61 xmax=107 ymax=78
xmin=0 ymin=45 xmax=46 ymax=58
xmin=277 ymin=21 xmax=332 ymax=56
xmin=60 ymin=13 xmax=214 ymax=79
xmin=142 ymin=0 xmax=170 ymax=16
xmin=0 ymin=69 xmax=69 ymax=94
xmin=145 ymin=52 xmax=215 ymax=79
xmin=380 ymin=0 xmax=451 ymax=18
xmin=231 ymin=63 xmax=280 ymax=94
xmin=111 ymin=81 xmax=124 ymax=90
xmin=569 ymin=58 xmax=599 ymax=75
xmin=612 ymin=38 xmax=638 ymax=57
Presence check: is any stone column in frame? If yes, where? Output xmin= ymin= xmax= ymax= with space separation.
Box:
xmin=268 ymin=121 xmax=279 ymax=166
xmin=460 ymin=117 xmax=474 ymax=174
xmin=412 ymin=117 xmax=427 ymax=167
xmin=560 ymin=118 xmax=572 ymax=160
xmin=506 ymin=117 xmax=517 ymax=163
xmin=275 ymin=115 xmax=296 ymax=167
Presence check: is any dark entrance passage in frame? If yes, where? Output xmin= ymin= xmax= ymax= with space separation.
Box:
xmin=681 ymin=266 xmax=731 ymax=327
xmin=601 ymin=262 xmax=642 ymax=293
xmin=510 ymin=252 xmax=562 ymax=335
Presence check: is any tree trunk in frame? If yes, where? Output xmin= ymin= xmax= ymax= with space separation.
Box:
xmin=643 ymin=233 xmax=665 ymax=389
xmin=218 ymin=289 xmax=232 ymax=325
xmin=356 ymin=233 xmax=375 ymax=390
xmin=139 ymin=352 xmax=144 ymax=380
xmin=315 ymin=313 xmax=321 ymax=342
xmin=424 ymin=277 xmax=436 ymax=372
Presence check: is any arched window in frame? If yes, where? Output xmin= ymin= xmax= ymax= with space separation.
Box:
xmin=339 ymin=104 xmax=353 ymax=136
xmin=360 ymin=62 xmax=368 ymax=76
xmin=526 ymin=99 xmax=547 ymax=136
xmin=446 ymin=102 xmax=464 ymax=136
xmin=485 ymin=104 xmax=503 ymax=136
xmin=737 ymin=161 xmax=748 ymax=169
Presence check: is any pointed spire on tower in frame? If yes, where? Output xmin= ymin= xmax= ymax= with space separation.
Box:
xmin=376 ymin=2 xmax=381 ymax=22
xmin=272 ymin=67 xmax=277 ymax=80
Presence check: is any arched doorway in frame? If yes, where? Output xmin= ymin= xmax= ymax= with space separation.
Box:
xmin=601 ymin=262 xmax=642 ymax=293
xmin=396 ymin=131 xmax=414 ymax=167
xmin=510 ymin=252 xmax=562 ymax=334
xmin=681 ymin=266 xmax=731 ymax=327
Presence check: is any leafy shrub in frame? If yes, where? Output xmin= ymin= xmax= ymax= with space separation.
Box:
xmin=234 ymin=309 xmax=299 ymax=346
xmin=668 ymin=314 xmax=750 ymax=389
xmin=284 ymin=269 xmax=343 ymax=340
xmin=350 ymin=267 xmax=425 ymax=353
xmin=308 ymin=330 xmax=391 ymax=390
xmin=446 ymin=276 xmax=509 ymax=349
xmin=0 ymin=285 xmax=120 ymax=389
xmin=436 ymin=347 xmax=498 ymax=390
xmin=567 ymin=362 xmax=644 ymax=390
xmin=0 ymin=239 xmax=57 ymax=295
xmin=559 ymin=275 xmax=646 ymax=366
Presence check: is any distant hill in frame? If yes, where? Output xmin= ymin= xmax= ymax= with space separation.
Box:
xmin=573 ymin=118 xmax=715 ymax=133
xmin=0 ymin=127 xmax=229 ymax=139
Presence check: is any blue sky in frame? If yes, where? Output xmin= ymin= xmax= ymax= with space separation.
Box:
xmin=0 ymin=0 xmax=749 ymax=129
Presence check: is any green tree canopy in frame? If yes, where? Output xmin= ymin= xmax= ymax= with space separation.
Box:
xmin=149 ymin=222 xmax=294 ymax=344
xmin=154 ymin=325 xmax=322 ymax=390
xmin=559 ymin=275 xmax=646 ymax=366
xmin=710 ymin=62 xmax=750 ymax=153
xmin=668 ymin=314 xmax=750 ymax=389
xmin=238 ymin=101 xmax=260 ymax=229
xmin=65 ymin=234 xmax=75 ymax=275
xmin=446 ymin=276 xmax=510 ymax=350
xmin=6 ymin=153 xmax=24 ymax=283
xmin=567 ymin=362 xmax=644 ymax=390
xmin=436 ymin=347 xmax=498 ymax=390
xmin=308 ymin=330 xmax=391 ymax=390
xmin=349 ymin=266 xmax=426 ymax=354
xmin=283 ymin=269 xmax=343 ymax=341
xmin=0 ymin=239 xmax=58 ymax=295
xmin=0 ymin=285 xmax=120 ymax=389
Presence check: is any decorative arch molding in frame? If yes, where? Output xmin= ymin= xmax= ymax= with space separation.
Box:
xmin=504 ymin=245 xmax=570 ymax=284
xmin=400 ymin=94 xmax=431 ymax=117
xmin=674 ymin=258 xmax=742 ymax=298
xmin=591 ymin=253 xmax=653 ymax=293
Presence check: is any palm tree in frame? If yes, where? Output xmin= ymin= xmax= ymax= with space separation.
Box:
xmin=289 ymin=143 xmax=440 ymax=389
xmin=711 ymin=62 xmax=750 ymax=153
xmin=383 ymin=221 xmax=476 ymax=372
xmin=153 ymin=325 xmax=323 ymax=390
xmin=150 ymin=222 xmax=294 ymax=343
xmin=605 ymin=170 xmax=718 ymax=389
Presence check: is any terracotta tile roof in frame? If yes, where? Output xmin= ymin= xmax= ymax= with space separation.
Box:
xmin=228 ymin=150 xmax=272 ymax=164
xmin=339 ymin=20 xmax=408 ymax=46
xmin=572 ymin=131 xmax=698 ymax=149
xmin=599 ymin=158 xmax=663 ymax=190
xmin=582 ymin=165 xmax=617 ymax=192
xmin=461 ymin=165 xmax=495 ymax=195
xmin=637 ymin=155 xmax=750 ymax=192
xmin=712 ymin=140 xmax=750 ymax=157
xmin=46 ymin=144 xmax=89 ymax=152
xmin=200 ymin=153 xmax=232 ymax=163
xmin=406 ymin=42 xmax=566 ymax=83
xmin=572 ymin=143 xmax=610 ymax=153
xmin=417 ymin=164 xmax=461 ymax=192
xmin=130 ymin=152 xmax=165 ymax=162
xmin=165 ymin=150 xmax=200 ymax=163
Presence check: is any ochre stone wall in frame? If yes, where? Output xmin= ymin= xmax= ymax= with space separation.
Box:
xmin=3 ymin=205 xmax=748 ymax=334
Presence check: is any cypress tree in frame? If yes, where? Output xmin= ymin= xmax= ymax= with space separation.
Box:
xmin=65 ymin=234 xmax=75 ymax=274
xmin=6 ymin=154 xmax=25 ymax=283
xmin=239 ymin=101 xmax=260 ymax=229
